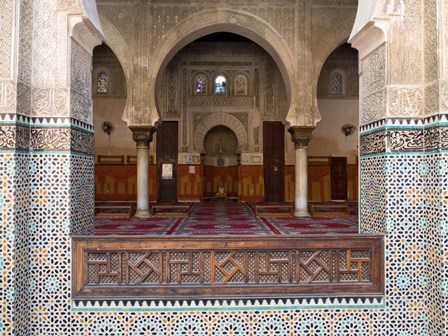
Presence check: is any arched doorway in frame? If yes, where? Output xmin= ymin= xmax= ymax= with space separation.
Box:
xmin=202 ymin=125 xmax=239 ymax=199
xmin=156 ymin=32 xmax=286 ymax=202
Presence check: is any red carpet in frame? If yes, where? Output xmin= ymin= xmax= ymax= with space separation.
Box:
xmin=94 ymin=201 xmax=359 ymax=236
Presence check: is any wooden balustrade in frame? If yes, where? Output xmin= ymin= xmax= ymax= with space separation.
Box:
xmin=72 ymin=235 xmax=384 ymax=299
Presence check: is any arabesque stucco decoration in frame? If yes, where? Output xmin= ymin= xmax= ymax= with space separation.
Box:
xmin=194 ymin=113 xmax=247 ymax=153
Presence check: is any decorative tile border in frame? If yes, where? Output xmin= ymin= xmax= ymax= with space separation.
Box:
xmin=360 ymin=115 xmax=448 ymax=155
xmin=0 ymin=114 xmax=94 ymax=155
xmin=72 ymin=297 xmax=386 ymax=312
xmin=0 ymin=113 xmax=94 ymax=132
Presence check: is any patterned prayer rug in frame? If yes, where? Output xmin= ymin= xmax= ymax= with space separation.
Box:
xmin=94 ymin=201 xmax=359 ymax=236
xmin=261 ymin=215 xmax=358 ymax=235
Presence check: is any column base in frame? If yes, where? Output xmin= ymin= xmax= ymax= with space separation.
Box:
xmin=294 ymin=208 xmax=310 ymax=217
xmin=134 ymin=209 xmax=151 ymax=219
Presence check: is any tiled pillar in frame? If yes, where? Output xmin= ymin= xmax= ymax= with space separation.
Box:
xmin=288 ymin=126 xmax=315 ymax=217
xmin=0 ymin=1 xmax=31 ymax=334
xmin=350 ymin=0 xmax=447 ymax=333
xmin=131 ymin=126 xmax=155 ymax=218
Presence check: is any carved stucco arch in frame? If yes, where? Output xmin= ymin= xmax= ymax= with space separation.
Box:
xmin=98 ymin=16 xmax=133 ymax=122
xmin=148 ymin=8 xmax=297 ymax=124
xmin=313 ymin=17 xmax=357 ymax=85
xmin=311 ymin=16 xmax=357 ymax=124
xmin=194 ymin=114 xmax=248 ymax=153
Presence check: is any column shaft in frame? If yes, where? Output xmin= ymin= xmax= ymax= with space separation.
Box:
xmin=131 ymin=126 xmax=155 ymax=218
xmin=294 ymin=146 xmax=309 ymax=216
xmin=288 ymin=126 xmax=315 ymax=217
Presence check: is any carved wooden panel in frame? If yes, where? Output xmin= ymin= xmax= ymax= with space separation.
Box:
xmin=73 ymin=236 xmax=384 ymax=299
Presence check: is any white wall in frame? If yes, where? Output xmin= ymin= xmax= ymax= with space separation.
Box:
xmin=309 ymin=99 xmax=358 ymax=164
xmin=93 ymin=99 xmax=136 ymax=159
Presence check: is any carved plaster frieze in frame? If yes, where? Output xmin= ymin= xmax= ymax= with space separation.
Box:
xmin=70 ymin=91 xmax=90 ymax=125
xmin=17 ymin=82 xmax=31 ymax=116
xmin=33 ymin=0 xmax=58 ymax=86
xmin=189 ymin=96 xmax=254 ymax=108
xmin=288 ymin=126 xmax=315 ymax=149
xmin=99 ymin=16 xmax=132 ymax=80
xmin=387 ymin=87 xmax=424 ymax=117
xmin=287 ymin=103 xmax=318 ymax=127
xmin=312 ymin=6 xmax=356 ymax=51
xmin=361 ymin=45 xmax=386 ymax=96
xmin=0 ymin=125 xmax=29 ymax=150
xmin=0 ymin=114 xmax=94 ymax=153
xmin=32 ymin=88 xmax=68 ymax=117
xmin=194 ymin=113 xmax=248 ymax=152
xmin=30 ymin=128 xmax=94 ymax=155
xmin=359 ymin=116 xmax=448 ymax=154
xmin=57 ymin=0 xmax=81 ymax=13
xmin=386 ymin=129 xmax=424 ymax=152
xmin=70 ymin=40 xmax=93 ymax=124
xmin=97 ymin=5 xmax=134 ymax=48
xmin=166 ymin=64 xmax=177 ymax=116
xmin=425 ymin=82 xmax=440 ymax=117
xmin=423 ymin=1 xmax=437 ymax=84
xmin=425 ymin=127 xmax=448 ymax=151
xmin=0 ymin=0 xmax=14 ymax=78
xmin=359 ymin=130 xmax=386 ymax=155
xmin=71 ymin=128 xmax=95 ymax=155
xmin=361 ymin=89 xmax=386 ymax=124
xmin=442 ymin=80 xmax=448 ymax=112
xmin=147 ymin=5 xmax=296 ymax=54
xmin=265 ymin=61 xmax=274 ymax=116
xmin=445 ymin=0 xmax=448 ymax=77
xmin=0 ymin=81 xmax=16 ymax=113
xmin=18 ymin=0 xmax=32 ymax=86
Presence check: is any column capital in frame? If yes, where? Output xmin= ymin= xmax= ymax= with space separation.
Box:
xmin=288 ymin=126 xmax=315 ymax=149
xmin=130 ymin=125 xmax=155 ymax=147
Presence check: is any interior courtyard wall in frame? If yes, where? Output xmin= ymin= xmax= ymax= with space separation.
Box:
xmin=0 ymin=1 xmax=99 ymax=334
xmin=93 ymin=39 xmax=360 ymax=165
xmin=92 ymin=44 xmax=131 ymax=159
xmin=8 ymin=0 xmax=448 ymax=335
xmin=95 ymin=1 xmax=358 ymax=129
xmin=158 ymin=40 xmax=288 ymax=165
xmin=423 ymin=0 xmax=448 ymax=334
xmin=309 ymin=43 xmax=360 ymax=164
xmin=353 ymin=0 xmax=448 ymax=334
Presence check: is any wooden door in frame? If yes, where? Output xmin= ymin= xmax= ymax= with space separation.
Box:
xmin=263 ymin=122 xmax=285 ymax=202
xmin=330 ymin=157 xmax=348 ymax=200
xmin=157 ymin=121 xmax=178 ymax=202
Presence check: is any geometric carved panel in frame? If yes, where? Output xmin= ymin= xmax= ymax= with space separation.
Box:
xmin=73 ymin=236 xmax=384 ymax=299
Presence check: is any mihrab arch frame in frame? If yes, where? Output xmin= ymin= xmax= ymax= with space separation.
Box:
xmin=194 ymin=113 xmax=248 ymax=153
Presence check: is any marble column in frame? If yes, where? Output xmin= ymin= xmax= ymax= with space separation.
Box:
xmin=131 ymin=126 xmax=155 ymax=218
xmin=288 ymin=126 xmax=315 ymax=217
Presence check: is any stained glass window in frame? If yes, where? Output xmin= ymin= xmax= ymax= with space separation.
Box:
xmin=330 ymin=72 xmax=343 ymax=95
xmin=195 ymin=75 xmax=207 ymax=95
xmin=215 ymin=75 xmax=227 ymax=95
xmin=97 ymin=71 xmax=109 ymax=94
xmin=234 ymin=75 xmax=247 ymax=95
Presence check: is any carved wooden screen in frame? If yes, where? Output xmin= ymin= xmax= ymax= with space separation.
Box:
xmin=73 ymin=235 xmax=384 ymax=299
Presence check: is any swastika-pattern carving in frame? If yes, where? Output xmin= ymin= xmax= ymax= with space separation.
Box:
xmin=76 ymin=241 xmax=380 ymax=299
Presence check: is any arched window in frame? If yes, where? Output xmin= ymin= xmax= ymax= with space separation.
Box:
xmin=330 ymin=71 xmax=343 ymax=95
xmin=195 ymin=75 xmax=207 ymax=95
xmin=234 ymin=75 xmax=247 ymax=95
xmin=97 ymin=71 xmax=109 ymax=94
xmin=215 ymin=75 xmax=227 ymax=95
